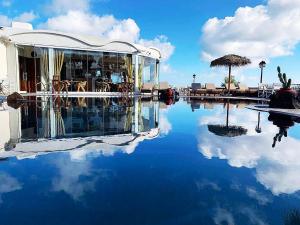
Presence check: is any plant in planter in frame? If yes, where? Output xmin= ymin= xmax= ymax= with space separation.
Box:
xmin=277 ymin=66 xmax=295 ymax=93
xmin=269 ymin=66 xmax=300 ymax=109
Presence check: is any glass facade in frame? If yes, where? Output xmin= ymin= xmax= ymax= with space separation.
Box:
xmin=138 ymin=56 xmax=158 ymax=90
xmin=19 ymin=97 xmax=159 ymax=140
xmin=17 ymin=46 xmax=159 ymax=93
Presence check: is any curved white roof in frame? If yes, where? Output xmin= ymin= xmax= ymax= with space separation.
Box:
xmin=0 ymin=25 xmax=161 ymax=60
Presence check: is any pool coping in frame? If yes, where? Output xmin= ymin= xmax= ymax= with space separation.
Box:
xmin=247 ymin=105 xmax=300 ymax=118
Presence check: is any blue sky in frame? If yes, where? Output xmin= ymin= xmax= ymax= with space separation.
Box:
xmin=1 ymin=0 xmax=300 ymax=87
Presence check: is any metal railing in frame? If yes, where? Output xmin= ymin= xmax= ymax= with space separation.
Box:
xmin=258 ymin=83 xmax=300 ymax=99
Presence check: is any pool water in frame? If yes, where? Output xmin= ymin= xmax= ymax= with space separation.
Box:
xmin=0 ymin=97 xmax=300 ymax=225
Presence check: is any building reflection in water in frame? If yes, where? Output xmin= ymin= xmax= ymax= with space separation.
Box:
xmin=0 ymin=97 xmax=160 ymax=159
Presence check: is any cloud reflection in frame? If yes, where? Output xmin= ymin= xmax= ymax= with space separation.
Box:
xmin=0 ymin=172 xmax=22 ymax=203
xmin=198 ymin=105 xmax=300 ymax=195
xmin=51 ymin=155 xmax=107 ymax=201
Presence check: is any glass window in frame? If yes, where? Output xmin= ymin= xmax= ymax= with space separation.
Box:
xmin=87 ymin=52 xmax=103 ymax=92
xmin=34 ymin=47 xmax=49 ymax=92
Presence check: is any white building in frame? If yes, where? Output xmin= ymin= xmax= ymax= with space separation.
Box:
xmin=0 ymin=22 xmax=161 ymax=95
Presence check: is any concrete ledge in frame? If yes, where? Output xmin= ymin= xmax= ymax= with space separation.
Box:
xmin=247 ymin=105 xmax=300 ymax=118
xmin=181 ymin=95 xmax=269 ymax=102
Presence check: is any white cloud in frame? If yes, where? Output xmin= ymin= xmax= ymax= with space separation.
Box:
xmin=139 ymin=35 xmax=175 ymax=61
xmin=196 ymin=179 xmax=221 ymax=191
xmin=139 ymin=35 xmax=175 ymax=74
xmin=159 ymin=108 xmax=172 ymax=135
xmin=246 ymin=187 xmax=272 ymax=205
xmin=198 ymin=104 xmax=300 ymax=195
xmin=45 ymin=0 xmax=90 ymax=14
xmin=52 ymin=156 xmax=99 ymax=201
xmin=39 ymin=10 xmax=140 ymax=43
xmin=201 ymin=0 xmax=300 ymax=64
xmin=0 ymin=11 xmax=37 ymax=27
xmin=39 ymin=9 xmax=175 ymax=73
xmin=0 ymin=15 xmax=11 ymax=27
xmin=14 ymin=11 xmax=37 ymax=23
xmin=213 ymin=208 xmax=235 ymax=225
xmin=0 ymin=172 xmax=22 ymax=203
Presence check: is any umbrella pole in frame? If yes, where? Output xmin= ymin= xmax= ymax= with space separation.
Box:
xmin=226 ymin=100 xmax=229 ymax=127
xmin=228 ymin=65 xmax=231 ymax=95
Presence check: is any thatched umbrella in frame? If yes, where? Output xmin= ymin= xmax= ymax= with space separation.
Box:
xmin=210 ymin=54 xmax=251 ymax=94
xmin=207 ymin=101 xmax=248 ymax=137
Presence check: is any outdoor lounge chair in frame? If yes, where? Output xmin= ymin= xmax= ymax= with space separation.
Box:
xmin=205 ymin=83 xmax=223 ymax=96
xmin=141 ymin=82 xmax=154 ymax=93
xmin=225 ymin=83 xmax=237 ymax=95
xmin=236 ymin=84 xmax=250 ymax=96
xmin=159 ymin=82 xmax=170 ymax=91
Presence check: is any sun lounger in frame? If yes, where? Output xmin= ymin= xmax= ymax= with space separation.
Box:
xmin=141 ymin=82 xmax=154 ymax=93
xmin=236 ymin=84 xmax=249 ymax=95
xmin=205 ymin=83 xmax=223 ymax=96
xmin=159 ymin=82 xmax=170 ymax=90
xmin=225 ymin=83 xmax=237 ymax=95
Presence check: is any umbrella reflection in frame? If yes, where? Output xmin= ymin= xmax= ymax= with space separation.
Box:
xmin=207 ymin=101 xmax=248 ymax=137
xmin=255 ymin=112 xmax=262 ymax=133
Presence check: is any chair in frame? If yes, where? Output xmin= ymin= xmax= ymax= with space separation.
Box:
xmin=159 ymin=82 xmax=170 ymax=90
xmin=236 ymin=84 xmax=249 ymax=96
xmin=60 ymin=80 xmax=72 ymax=94
xmin=225 ymin=83 xmax=237 ymax=95
xmin=205 ymin=83 xmax=223 ymax=96
xmin=76 ymin=81 xmax=87 ymax=92
xmin=96 ymin=81 xmax=110 ymax=92
xmin=141 ymin=82 xmax=154 ymax=93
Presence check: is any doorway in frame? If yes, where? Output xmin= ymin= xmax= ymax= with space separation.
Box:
xmin=19 ymin=56 xmax=40 ymax=93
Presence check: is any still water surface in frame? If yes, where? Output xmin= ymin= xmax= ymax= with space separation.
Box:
xmin=0 ymin=97 xmax=300 ymax=225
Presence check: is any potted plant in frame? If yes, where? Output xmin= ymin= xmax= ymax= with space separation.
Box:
xmin=269 ymin=66 xmax=299 ymax=109
xmin=277 ymin=66 xmax=297 ymax=95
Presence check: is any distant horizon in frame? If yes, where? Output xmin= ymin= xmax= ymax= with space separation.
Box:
xmin=1 ymin=0 xmax=300 ymax=87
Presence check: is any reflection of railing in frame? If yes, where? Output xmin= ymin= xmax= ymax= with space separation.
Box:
xmin=0 ymin=80 xmax=9 ymax=95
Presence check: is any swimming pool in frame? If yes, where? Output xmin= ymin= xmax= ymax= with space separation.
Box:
xmin=0 ymin=97 xmax=299 ymax=225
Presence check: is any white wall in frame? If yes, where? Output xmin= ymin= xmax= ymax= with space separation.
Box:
xmin=0 ymin=110 xmax=10 ymax=150
xmin=6 ymin=44 xmax=19 ymax=92
xmin=0 ymin=43 xmax=8 ymax=80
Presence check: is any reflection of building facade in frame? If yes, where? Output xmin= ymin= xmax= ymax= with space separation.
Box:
xmin=0 ymin=97 xmax=159 ymax=159
xmin=0 ymin=22 xmax=160 ymax=95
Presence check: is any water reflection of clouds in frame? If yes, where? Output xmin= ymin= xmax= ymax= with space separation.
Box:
xmin=198 ymin=106 xmax=300 ymax=195
xmin=159 ymin=108 xmax=172 ymax=136
xmin=0 ymin=172 xmax=22 ymax=203
xmin=52 ymin=155 xmax=110 ymax=201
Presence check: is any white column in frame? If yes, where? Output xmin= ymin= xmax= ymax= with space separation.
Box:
xmin=50 ymin=97 xmax=56 ymax=138
xmin=48 ymin=48 xmax=54 ymax=93
xmin=134 ymin=97 xmax=139 ymax=133
xmin=134 ymin=55 xmax=139 ymax=94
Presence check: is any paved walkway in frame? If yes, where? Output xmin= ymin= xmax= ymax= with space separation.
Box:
xmin=247 ymin=105 xmax=300 ymax=118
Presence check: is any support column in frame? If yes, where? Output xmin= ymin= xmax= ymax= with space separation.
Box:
xmin=133 ymin=97 xmax=139 ymax=134
xmin=134 ymin=55 xmax=139 ymax=94
xmin=48 ymin=48 xmax=54 ymax=93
